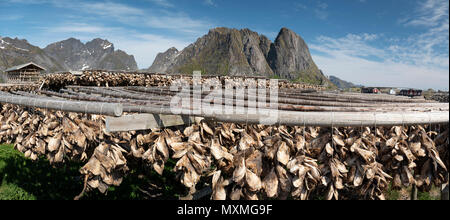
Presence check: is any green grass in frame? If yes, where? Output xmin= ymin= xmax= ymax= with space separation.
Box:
xmin=385 ymin=183 xmax=441 ymax=200
xmin=0 ymin=144 xmax=187 ymax=200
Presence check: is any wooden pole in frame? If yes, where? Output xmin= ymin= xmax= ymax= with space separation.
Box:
xmin=0 ymin=91 xmax=123 ymax=117
xmin=54 ymin=89 xmax=448 ymax=112
xmin=125 ymin=86 xmax=446 ymax=108
xmin=411 ymin=184 xmax=418 ymax=200
xmin=442 ymin=183 xmax=449 ymax=200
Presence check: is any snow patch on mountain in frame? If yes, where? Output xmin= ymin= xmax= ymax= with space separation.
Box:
xmin=81 ymin=63 xmax=90 ymax=70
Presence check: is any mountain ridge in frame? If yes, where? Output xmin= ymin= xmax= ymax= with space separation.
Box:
xmin=0 ymin=36 xmax=138 ymax=72
xmin=148 ymin=27 xmax=332 ymax=86
xmin=329 ymin=75 xmax=363 ymax=89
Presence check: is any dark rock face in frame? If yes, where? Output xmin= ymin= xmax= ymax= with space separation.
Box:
xmin=148 ymin=27 xmax=333 ymax=86
xmin=0 ymin=36 xmax=63 ymax=72
xmin=268 ymin=28 xmax=317 ymax=79
xmin=44 ymin=38 xmax=137 ymax=71
xmin=148 ymin=47 xmax=179 ymax=73
xmin=148 ymin=28 xmax=274 ymax=76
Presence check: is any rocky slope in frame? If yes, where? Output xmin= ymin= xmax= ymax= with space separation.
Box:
xmin=0 ymin=36 xmax=138 ymax=72
xmin=329 ymin=75 xmax=361 ymax=89
xmin=148 ymin=27 xmax=332 ymax=86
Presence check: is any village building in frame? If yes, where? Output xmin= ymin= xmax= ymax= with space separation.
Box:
xmin=3 ymin=62 xmax=46 ymax=83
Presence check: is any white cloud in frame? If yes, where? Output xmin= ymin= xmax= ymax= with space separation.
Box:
xmin=79 ymin=2 xmax=144 ymax=16
xmin=313 ymin=52 xmax=448 ymax=90
xmin=0 ymin=14 xmax=23 ymax=21
xmin=12 ymin=0 xmax=213 ymax=70
xmin=314 ymin=9 xmax=328 ymax=20
xmin=204 ymin=0 xmax=216 ymax=7
xmin=294 ymin=3 xmax=307 ymax=10
xmin=293 ymin=1 xmax=329 ymax=20
xmin=310 ymin=0 xmax=449 ymax=90
xmin=145 ymin=12 xmax=212 ymax=34
xmin=310 ymin=32 xmax=449 ymax=90
xmin=311 ymin=33 xmax=384 ymax=59
xmin=400 ymin=0 xmax=449 ymax=27
xmin=44 ymin=23 xmax=116 ymax=34
xmin=317 ymin=2 xmax=328 ymax=10
xmin=147 ymin=0 xmax=173 ymax=8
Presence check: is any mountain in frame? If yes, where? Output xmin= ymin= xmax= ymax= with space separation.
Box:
xmin=148 ymin=27 xmax=332 ymax=86
xmin=0 ymin=36 xmax=138 ymax=72
xmin=268 ymin=28 xmax=326 ymax=84
xmin=329 ymin=75 xmax=362 ymax=89
xmin=44 ymin=38 xmax=138 ymax=71
xmin=149 ymin=28 xmax=274 ymax=76
xmin=0 ymin=36 xmax=64 ymax=72
xmin=148 ymin=47 xmax=180 ymax=73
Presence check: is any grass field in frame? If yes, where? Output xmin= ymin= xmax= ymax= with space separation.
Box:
xmin=0 ymin=144 xmax=441 ymax=200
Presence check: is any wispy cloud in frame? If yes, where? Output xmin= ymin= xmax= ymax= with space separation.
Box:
xmin=310 ymin=31 xmax=448 ymax=90
xmin=0 ymin=14 xmax=23 ymax=21
xmin=204 ymin=0 xmax=217 ymax=7
xmin=147 ymin=0 xmax=174 ymax=8
xmin=43 ymin=23 xmax=117 ymax=34
xmin=309 ymin=0 xmax=449 ymax=90
xmin=312 ymin=52 xmax=448 ymax=90
xmin=8 ymin=0 xmax=212 ymax=68
xmin=400 ymin=0 xmax=449 ymax=27
xmin=294 ymin=0 xmax=329 ymax=20
xmin=312 ymin=33 xmax=384 ymax=58
xmin=294 ymin=3 xmax=307 ymax=10
xmin=145 ymin=11 xmax=212 ymax=34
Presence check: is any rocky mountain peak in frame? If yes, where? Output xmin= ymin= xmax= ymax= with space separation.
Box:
xmin=43 ymin=38 xmax=135 ymax=71
xmin=147 ymin=47 xmax=180 ymax=73
xmin=1 ymin=36 xmax=137 ymax=72
xmin=147 ymin=27 xmax=332 ymax=86
xmin=267 ymin=27 xmax=326 ymax=84
xmin=86 ymin=38 xmax=114 ymax=51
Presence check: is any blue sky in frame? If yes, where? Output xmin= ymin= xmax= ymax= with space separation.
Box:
xmin=0 ymin=0 xmax=448 ymax=90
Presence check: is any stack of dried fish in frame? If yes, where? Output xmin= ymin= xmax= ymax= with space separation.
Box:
xmin=1 ymin=102 xmax=448 ymax=200
xmin=0 ymin=103 xmax=131 ymax=194
xmin=80 ymin=142 xmax=129 ymax=193
xmin=41 ymin=70 xmax=326 ymax=92
xmin=0 ymin=84 xmax=39 ymax=92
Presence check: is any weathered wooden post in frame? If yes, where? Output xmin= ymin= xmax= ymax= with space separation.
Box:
xmin=411 ymin=184 xmax=418 ymax=200
xmin=442 ymin=183 xmax=449 ymax=200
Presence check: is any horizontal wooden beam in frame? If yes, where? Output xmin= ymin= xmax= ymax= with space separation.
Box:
xmin=0 ymin=91 xmax=123 ymax=117
xmin=105 ymin=114 xmax=201 ymax=132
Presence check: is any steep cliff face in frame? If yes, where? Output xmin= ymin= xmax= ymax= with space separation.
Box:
xmin=148 ymin=47 xmax=179 ymax=73
xmin=148 ymin=27 xmax=333 ymax=86
xmin=44 ymin=38 xmax=138 ymax=71
xmin=0 ymin=36 xmax=63 ymax=72
xmin=149 ymin=28 xmax=274 ymax=76
xmin=240 ymin=28 xmax=274 ymax=75
xmin=268 ymin=28 xmax=319 ymax=79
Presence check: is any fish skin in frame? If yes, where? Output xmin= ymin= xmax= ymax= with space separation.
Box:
xmin=262 ymin=168 xmax=279 ymax=198
xmin=233 ymin=158 xmax=246 ymax=183
xmin=277 ymin=142 xmax=290 ymax=166
xmin=245 ymin=169 xmax=262 ymax=192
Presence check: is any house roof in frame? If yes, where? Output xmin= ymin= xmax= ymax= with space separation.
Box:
xmin=5 ymin=62 xmax=46 ymax=72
